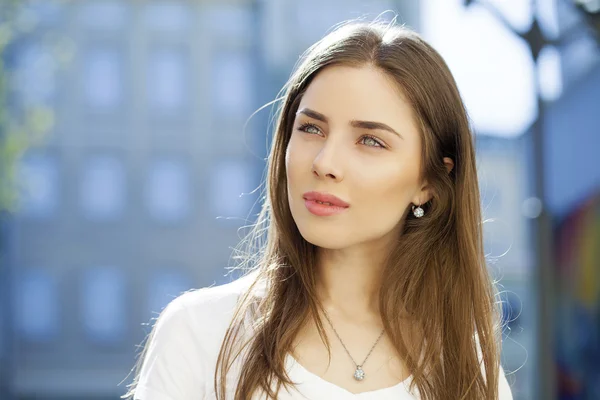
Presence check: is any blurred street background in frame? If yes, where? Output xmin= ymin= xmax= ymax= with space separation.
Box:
xmin=0 ymin=0 xmax=598 ymax=399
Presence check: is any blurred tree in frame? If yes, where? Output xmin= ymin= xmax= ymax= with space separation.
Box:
xmin=1 ymin=1 xmax=55 ymax=398
xmin=0 ymin=0 xmax=54 ymax=213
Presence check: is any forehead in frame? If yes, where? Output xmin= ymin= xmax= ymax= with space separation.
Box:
xmin=297 ymin=65 xmax=419 ymax=131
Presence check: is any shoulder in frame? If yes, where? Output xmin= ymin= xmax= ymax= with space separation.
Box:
xmin=156 ymin=273 xmax=261 ymax=353
xmin=164 ymin=274 xmax=254 ymax=325
xmin=133 ymin=275 xmax=260 ymax=399
xmin=175 ymin=275 xmax=252 ymax=315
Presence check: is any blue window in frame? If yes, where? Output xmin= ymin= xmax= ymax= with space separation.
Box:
xmin=15 ymin=268 xmax=59 ymax=342
xmin=83 ymin=47 xmax=123 ymax=111
xmin=146 ymin=158 xmax=191 ymax=222
xmin=212 ymin=51 xmax=254 ymax=119
xmin=147 ymin=48 xmax=189 ymax=116
xmin=209 ymin=160 xmax=254 ymax=220
xmin=14 ymin=41 xmax=56 ymax=107
xmin=18 ymin=152 xmax=59 ymax=219
xmin=81 ymin=267 xmax=127 ymax=344
xmin=80 ymin=154 xmax=126 ymax=221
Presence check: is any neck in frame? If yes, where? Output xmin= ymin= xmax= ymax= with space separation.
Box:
xmin=315 ymin=238 xmax=392 ymax=319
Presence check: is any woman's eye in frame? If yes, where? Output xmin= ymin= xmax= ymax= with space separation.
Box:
xmin=359 ymin=135 xmax=385 ymax=148
xmin=297 ymin=124 xmax=384 ymax=148
xmin=298 ymin=122 xmax=321 ymax=135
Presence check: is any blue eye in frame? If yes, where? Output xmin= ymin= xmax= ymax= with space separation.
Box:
xmin=359 ymin=135 xmax=385 ymax=148
xmin=297 ymin=123 xmax=386 ymax=149
xmin=297 ymin=122 xmax=321 ymax=135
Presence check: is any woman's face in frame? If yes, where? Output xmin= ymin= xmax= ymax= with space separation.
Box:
xmin=285 ymin=65 xmax=428 ymax=250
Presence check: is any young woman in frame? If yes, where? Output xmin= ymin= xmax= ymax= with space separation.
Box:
xmin=126 ymin=20 xmax=513 ymax=400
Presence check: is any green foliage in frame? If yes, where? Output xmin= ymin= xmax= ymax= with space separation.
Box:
xmin=0 ymin=0 xmax=55 ymax=213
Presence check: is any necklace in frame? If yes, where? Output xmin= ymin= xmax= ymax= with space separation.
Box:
xmin=322 ymin=309 xmax=385 ymax=382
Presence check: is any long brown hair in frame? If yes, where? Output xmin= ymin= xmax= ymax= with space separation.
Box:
xmin=216 ymin=20 xmax=503 ymax=400
xmin=127 ymin=19 xmax=504 ymax=400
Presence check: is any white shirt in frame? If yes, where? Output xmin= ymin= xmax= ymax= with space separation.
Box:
xmin=134 ymin=277 xmax=514 ymax=399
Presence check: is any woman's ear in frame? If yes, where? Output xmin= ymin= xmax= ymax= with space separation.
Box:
xmin=413 ymin=158 xmax=455 ymax=206
xmin=443 ymin=157 xmax=454 ymax=174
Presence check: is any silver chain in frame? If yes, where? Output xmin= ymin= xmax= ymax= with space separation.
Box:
xmin=321 ymin=309 xmax=385 ymax=368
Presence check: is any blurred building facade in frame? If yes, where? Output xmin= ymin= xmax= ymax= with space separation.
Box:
xmin=3 ymin=1 xmax=265 ymax=398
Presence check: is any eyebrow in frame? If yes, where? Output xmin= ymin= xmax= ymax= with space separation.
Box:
xmin=296 ymin=107 xmax=403 ymax=139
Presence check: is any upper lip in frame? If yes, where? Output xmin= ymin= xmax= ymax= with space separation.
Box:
xmin=302 ymin=191 xmax=350 ymax=207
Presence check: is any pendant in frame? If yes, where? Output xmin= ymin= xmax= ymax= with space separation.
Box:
xmin=354 ymin=365 xmax=365 ymax=381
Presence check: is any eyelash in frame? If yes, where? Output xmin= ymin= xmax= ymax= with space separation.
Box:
xmin=296 ymin=122 xmax=386 ymax=149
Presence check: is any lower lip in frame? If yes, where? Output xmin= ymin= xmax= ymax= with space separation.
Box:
xmin=304 ymin=199 xmax=349 ymax=216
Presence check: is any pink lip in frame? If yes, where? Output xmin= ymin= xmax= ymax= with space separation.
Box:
xmin=302 ymin=191 xmax=350 ymax=216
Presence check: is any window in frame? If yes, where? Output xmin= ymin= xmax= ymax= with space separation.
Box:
xmin=83 ymin=47 xmax=123 ymax=111
xmin=18 ymin=153 xmax=59 ymax=218
xmin=212 ymin=51 xmax=254 ymax=119
xmin=14 ymin=41 xmax=56 ymax=107
xmin=80 ymin=154 xmax=126 ymax=221
xmin=81 ymin=267 xmax=127 ymax=344
xmin=147 ymin=48 xmax=189 ymax=116
xmin=15 ymin=268 xmax=59 ymax=342
xmin=146 ymin=158 xmax=191 ymax=222
xmin=209 ymin=160 xmax=254 ymax=220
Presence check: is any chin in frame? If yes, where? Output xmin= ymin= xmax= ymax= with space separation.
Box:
xmin=295 ymin=223 xmax=353 ymax=250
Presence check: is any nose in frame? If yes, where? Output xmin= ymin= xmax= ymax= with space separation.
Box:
xmin=312 ymin=142 xmax=344 ymax=182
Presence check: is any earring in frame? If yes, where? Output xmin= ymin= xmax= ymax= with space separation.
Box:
xmin=412 ymin=204 xmax=424 ymax=218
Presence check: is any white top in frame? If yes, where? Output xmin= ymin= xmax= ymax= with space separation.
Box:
xmin=134 ymin=277 xmax=514 ymax=400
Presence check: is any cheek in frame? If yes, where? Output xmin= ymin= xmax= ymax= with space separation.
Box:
xmin=352 ymin=161 xmax=418 ymax=223
xmin=354 ymin=159 xmax=416 ymax=195
xmin=285 ymin=139 xmax=296 ymax=188
xmin=285 ymin=138 xmax=305 ymax=211
xmin=286 ymin=135 xmax=310 ymax=185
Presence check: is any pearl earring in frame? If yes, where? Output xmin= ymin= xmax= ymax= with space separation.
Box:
xmin=412 ymin=204 xmax=424 ymax=218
